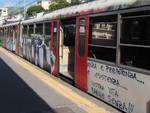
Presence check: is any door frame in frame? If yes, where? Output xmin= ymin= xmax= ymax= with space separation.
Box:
xmin=75 ymin=16 xmax=89 ymax=91
xmin=50 ymin=19 xmax=59 ymax=76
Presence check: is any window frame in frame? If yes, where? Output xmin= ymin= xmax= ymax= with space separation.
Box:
xmin=88 ymin=9 xmax=150 ymax=74
xmin=121 ymin=15 xmax=150 ymax=46
xmin=35 ymin=23 xmax=44 ymax=35
xmin=88 ymin=14 xmax=118 ymax=64
xmin=118 ymin=11 xmax=150 ymax=74
xmin=78 ymin=18 xmax=87 ymax=58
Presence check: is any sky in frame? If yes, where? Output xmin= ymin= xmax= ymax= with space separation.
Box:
xmin=0 ymin=0 xmax=36 ymax=7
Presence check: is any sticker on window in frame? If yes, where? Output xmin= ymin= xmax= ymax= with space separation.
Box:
xmin=79 ymin=26 xmax=85 ymax=33
xmin=54 ymin=28 xmax=57 ymax=32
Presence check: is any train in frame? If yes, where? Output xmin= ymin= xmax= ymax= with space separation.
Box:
xmin=0 ymin=0 xmax=150 ymax=113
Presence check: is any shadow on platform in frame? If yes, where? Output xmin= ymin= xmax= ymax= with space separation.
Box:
xmin=0 ymin=58 xmax=56 ymax=113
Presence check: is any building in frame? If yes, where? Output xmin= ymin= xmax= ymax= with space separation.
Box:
xmin=37 ymin=0 xmax=55 ymax=10
xmin=0 ymin=7 xmax=10 ymax=25
xmin=0 ymin=8 xmax=8 ymax=17
xmin=0 ymin=7 xmax=23 ymax=25
xmin=66 ymin=0 xmax=71 ymax=3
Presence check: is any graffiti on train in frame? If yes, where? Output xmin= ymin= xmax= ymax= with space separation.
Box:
xmin=87 ymin=60 xmax=150 ymax=113
xmin=22 ymin=34 xmax=51 ymax=72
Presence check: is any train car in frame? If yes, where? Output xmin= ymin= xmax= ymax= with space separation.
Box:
xmin=20 ymin=19 xmax=52 ymax=72
xmin=1 ymin=0 xmax=150 ymax=113
xmin=1 ymin=22 xmax=20 ymax=55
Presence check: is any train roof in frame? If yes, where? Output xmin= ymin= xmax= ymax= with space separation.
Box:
xmin=21 ymin=0 xmax=149 ymax=24
xmin=1 ymin=0 xmax=150 ymax=27
xmin=1 ymin=22 xmax=20 ymax=28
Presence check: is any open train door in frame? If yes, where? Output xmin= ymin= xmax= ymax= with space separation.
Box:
xmin=50 ymin=19 xmax=59 ymax=76
xmin=75 ymin=16 xmax=89 ymax=91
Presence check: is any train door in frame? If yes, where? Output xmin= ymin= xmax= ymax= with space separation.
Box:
xmin=75 ymin=16 xmax=89 ymax=91
xmin=59 ymin=18 xmax=76 ymax=80
xmin=50 ymin=20 xmax=59 ymax=76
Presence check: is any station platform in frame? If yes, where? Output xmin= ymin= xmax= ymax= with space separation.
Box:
xmin=0 ymin=47 xmax=121 ymax=113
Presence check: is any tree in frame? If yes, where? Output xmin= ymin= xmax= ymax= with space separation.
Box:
xmin=49 ymin=0 xmax=70 ymax=12
xmin=26 ymin=5 xmax=45 ymax=16
xmin=71 ymin=0 xmax=80 ymax=5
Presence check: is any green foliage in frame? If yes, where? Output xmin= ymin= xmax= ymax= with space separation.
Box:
xmin=26 ymin=5 xmax=45 ymax=16
xmin=49 ymin=0 xmax=70 ymax=12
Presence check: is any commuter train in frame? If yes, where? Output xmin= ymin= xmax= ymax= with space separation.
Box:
xmin=1 ymin=0 xmax=150 ymax=113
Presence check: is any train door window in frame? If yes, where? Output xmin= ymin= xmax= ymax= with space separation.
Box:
xmin=44 ymin=22 xmax=51 ymax=47
xmin=35 ymin=23 xmax=43 ymax=35
xmin=120 ymin=12 xmax=150 ymax=70
xmin=78 ymin=19 xmax=86 ymax=57
xmin=88 ymin=15 xmax=117 ymax=63
xmin=53 ymin=22 xmax=57 ymax=49
xmin=29 ymin=25 xmax=34 ymax=37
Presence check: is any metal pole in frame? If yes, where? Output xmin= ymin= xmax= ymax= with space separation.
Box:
xmin=24 ymin=0 xmax=25 ymax=18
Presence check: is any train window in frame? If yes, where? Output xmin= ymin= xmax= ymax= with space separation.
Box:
xmin=89 ymin=15 xmax=117 ymax=46
xmin=53 ymin=22 xmax=57 ymax=49
xmin=1 ymin=28 xmax=4 ymax=43
xmin=44 ymin=23 xmax=50 ymax=47
xmin=88 ymin=15 xmax=117 ymax=63
xmin=120 ymin=46 xmax=150 ymax=70
xmin=0 ymin=28 xmax=3 ymax=38
xmin=15 ymin=26 xmax=18 ymax=38
xmin=45 ymin=22 xmax=51 ymax=35
xmin=7 ymin=27 xmax=11 ymax=37
xmin=0 ymin=28 xmax=3 ymax=43
xmin=121 ymin=16 xmax=150 ymax=46
xmin=29 ymin=25 xmax=34 ymax=37
xmin=78 ymin=19 xmax=86 ymax=57
xmin=88 ymin=46 xmax=116 ymax=62
xmin=63 ymin=24 xmax=76 ymax=46
xmin=23 ymin=25 xmax=27 ymax=35
xmin=35 ymin=23 xmax=43 ymax=35
xmin=120 ymin=13 xmax=150 ymax=71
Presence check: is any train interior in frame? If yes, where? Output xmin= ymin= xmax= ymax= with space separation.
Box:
xmin=59 ymin=18 xmax=76 ymax=80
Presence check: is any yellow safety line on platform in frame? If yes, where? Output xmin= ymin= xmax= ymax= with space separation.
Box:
xmin=0 ymin=48 xmax=108 ymax=113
